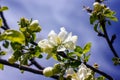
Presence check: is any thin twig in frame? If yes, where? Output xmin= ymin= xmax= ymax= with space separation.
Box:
xmin=30 ymin=58 xmax=45 ymax=70
xmin=101 ymin=21 xmax=119 ymax=58
xmin=0 ymin=8 xmax=10 ymax=29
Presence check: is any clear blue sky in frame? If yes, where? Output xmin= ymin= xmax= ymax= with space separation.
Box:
xmin=0 ymin=0 xmax=120 ymax=80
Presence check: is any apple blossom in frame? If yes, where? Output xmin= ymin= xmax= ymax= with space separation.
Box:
xmin=66 ymin=63 xmax=92 ymax=80
xmin=38 ymin=27 xmax=78 ymax=53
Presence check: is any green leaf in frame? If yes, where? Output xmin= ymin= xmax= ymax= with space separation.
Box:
xmin=74 ymin=46 xmax=83 ymax=53
xmin=84 ymin=54 xmax=91 ymax=62
xmin=90 ymin=14 xmax=97 ymax=24
xmin=0 ymin=64 xmax=4 ymax=70
xmin=83 ymin=43 xmax=91 ymax=54
xmin=3 ymin=40 xmax=9 ymax=48
xmin=13 ymin=50 xmax=22 ymax=60
xmin=0 ymin=30 xmax=25 ymax=44
xmin=0 ymin=6 xmax=8 ymax=12
xmin=46 ymin=53 xmax=53 ymax=60
xmin=94 ymin=23 xmax=98 ymax=32
xmin=20 ymin=54 xmax=29 ymax=65
xmin=97 ymin=76 xmax=106 ymax=80
xmin=8 ymin=56 xmax=17 ymax=64
xmin=0 ymin=18 xmax=2 ymax=27
xmin=11 ymin=42 xmax=22 ymax=50
xmin=109 ymin=16 xmax=118 ymax=21
xmin=0 ymin=51 xmax=6 ymax=56
xmin=31 ymin=33 xmax=36 ymax=41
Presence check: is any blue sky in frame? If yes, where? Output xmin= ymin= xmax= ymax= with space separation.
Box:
xmin=0 ymin=0 xmax=120 ymax=80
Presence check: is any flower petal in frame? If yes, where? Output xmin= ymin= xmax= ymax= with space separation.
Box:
xmin=58 ymin=27 xmax=68 ymax=41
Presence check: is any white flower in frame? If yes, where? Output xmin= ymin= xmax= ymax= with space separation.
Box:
xmin=66 ymin=63 xmax=92 ymax=80
xmin=38 ymin=39 xmax=53 ymax=53
xmin=38 ymin=27 xmax=78 ymax=53
xmin=77 ymin=63 xmax=92 ymax=80
xmin=66 ymin=68 xmax=75 ymax=75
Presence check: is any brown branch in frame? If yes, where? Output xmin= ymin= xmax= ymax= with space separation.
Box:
xmin=101 ymin=21 xmax=119 ymax=58
xmin=0 ymin=58 xmax=60 ymax=79
xmin=0 ymin=8 xmax=10 ymax=30
xmin=30 ymin=58 xmax=45 ymax=70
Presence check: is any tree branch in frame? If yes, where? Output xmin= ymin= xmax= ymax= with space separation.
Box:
xmin=0 ymin=58 xmax=60 ymax=79
xmin=101 ymin=21 xmax=119 ymax=58
xmin=0 ymin=8 xmax=10 ymax=30
xmin=57 ymin=52 xmax=113 ymax=80
xmin=30 ymin=58 xmax=44 ymax=70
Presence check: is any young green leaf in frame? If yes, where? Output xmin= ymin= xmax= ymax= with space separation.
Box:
xmin=109 ymin=16 xmax=118 ymax=22
xmin=0 ymin=64 xmax=4 ymax=70
xmin=3 ymin=40 xmax=9 ymax=48
xmin=0 ymin=30 xmax=25 ymax=44
xmin=97 ymin=76 xmax=106 ymax=80
xmin=83 ymin=42 xmax=91 ymax=54
xmin=94 ymin=23 xmax=98 ymax=32
xmin=84 ymin=54 xmax=91 ymax=62
xmin=0 ymin=6 xmax=8 ymax=12
xmin=74 ymin=46 xmax=83 ymax=53
xmin=0 ymin=51 xmax=6 ymax=56
xmin=0 ymin=18 xmax=2 ymax=27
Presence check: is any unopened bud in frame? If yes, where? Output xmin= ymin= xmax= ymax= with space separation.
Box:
xmin=93 ymin=63 xmax=99 ymax=69
xmin=93 ymin=2 xmax=100 ymax=6
xmin=43 ymin=67 xmax=54 ymax=77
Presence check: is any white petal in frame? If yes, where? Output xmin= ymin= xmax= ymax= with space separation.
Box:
xmin=63 ymin=32 xmax=72 ymax=43
xmin=57 ymin=45 xmax=66 ymax=52
xmin=58 ymin=27 xmax=68 ymax=41
xmin=64 ymin=41 xmax=75 ymax=50
xmin=38 ymin=39 xmax=49 ymax=48
xmin=48 ymin=30 xmax=57 ymax=38
xmin=30 ymin=20 xmax=39 ymax=26
xmin=71 ymin=36 xmax=78 ymax=44
xmin=66 ymin=68 xmax=75 ymax=75
xmin=38 ymin=39 xmax=53 ymax=53
xmin=48 ymin=30 xmax=58 ymax=45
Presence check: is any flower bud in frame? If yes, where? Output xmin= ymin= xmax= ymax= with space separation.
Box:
xmin=93 ymin=2 xmax=100 ymax=6
xmin=93 ymin=63 xmax=99 ymax=69
xmin=29 ymin=20 xmax=41 ymax=32
xmin=30 ymin=20 xmax=39 ymax=27
xmin=43 ymin=67 xmax=54 ymax=77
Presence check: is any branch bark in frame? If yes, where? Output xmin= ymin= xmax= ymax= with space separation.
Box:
xmin=101 ymin=21 xmax=119 ymax=58
xmin=0 ymin=7 xmax=10 ymax=30
xmin=0 ymin=58 xmax=60 ymax=79
xmin=30 ymin=58 xmax=45 ymax=70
